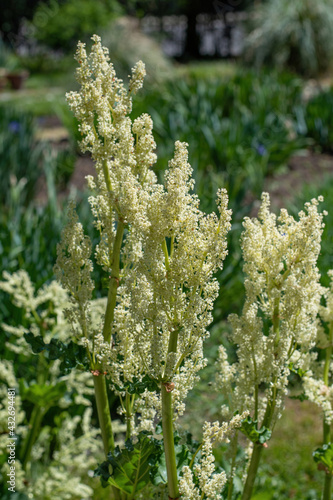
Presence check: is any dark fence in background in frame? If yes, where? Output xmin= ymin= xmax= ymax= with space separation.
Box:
xmin=141 ymin=12 xmax=247 ymax=59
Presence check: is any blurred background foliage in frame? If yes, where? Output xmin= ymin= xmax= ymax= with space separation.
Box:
xmin=244 ymin=0 xmax=333 ymax=77
xmin=1 ymin=0 xmax=333 ymax=498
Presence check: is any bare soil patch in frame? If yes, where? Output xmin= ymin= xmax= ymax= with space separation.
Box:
xmin=264 ymin=151 xmax=333 ymax=212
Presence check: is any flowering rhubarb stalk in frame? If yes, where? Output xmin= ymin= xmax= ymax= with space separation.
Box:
xmin=55 ymin=35 xmax=231 ymax=499
xmin=216 ymin=193 xmax=325 ymax=499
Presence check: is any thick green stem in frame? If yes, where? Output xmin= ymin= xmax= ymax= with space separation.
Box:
xmin=93 ymin=378 xmax=120 ymax=500
xmin=102 ymin=158 xmax=113 ymax=193
xmin=94 ymin=161 xmax=125 ymax=499
xmin=102 ymin=220 xmax=125 ymax=344
xmin=272 ymin=296 xmax=280 ymax=348
xmin=227 ymin=431 xmax=240 ymax=500
xmin=161 ymin=293 xmax=180 ymax=500
xmin=324 ymin=474 xmax=332 ymax=500
xmin=125 ymin=392 xmax=132 ymax=440
xmin=261 ymin=393 xmax=277 ymax=429
xmin=20 ymin=353 xmax=47 ymax=471
xmin=324 ymin=323 xmax=333 ymax=388
xmin=322 ymin=322 xmax=333 ymax=500
xmin=251 ymin=344 xmax=259 ymax=421
xmin=241 ymin=385 xmax=277 ymax=499
xmin=242 ymin=372 xmax=277 ymax=497
xmin=324 ymin=421 xmax=331 ymax=445
xmin=20 ymin=405 xmax=44 ymax=470
xmin=93 ymin=374 xmax=115 ymax=456
xmin=92 ymin=212 xmax=124 ymax=464
xmin=241 ymin=444 xmax=264 ymax=500
xmin=161 ymin=384 xmax=179 ymax=499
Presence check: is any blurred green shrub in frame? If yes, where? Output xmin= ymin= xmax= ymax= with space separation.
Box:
xmin=18 ymin=51 xmax=74 ymax=75
xmin=0 ymin=106 xmax=76 ymax=206
xmin=0 ymin=270 xmax=107 ymax=499
xmin=304 ymin=88 xmax=333 ymax=152
xmin=30 ymin=0 xmax=122 ymax=51
xmin=54 ymin=102 xmax=82 ymax=152
xmin=0 ymin=106 xmax=43 ymax=206
xmin=0 ymin=162 xmax=99 ymax=322
xmin=0 ymin=36 xmax=10 ymax=67
xmin=0 ymin=177 xmax=65 ymax=293
xmin=245 ymin=0 xmax=333 ymax=76
xmin=0 ymin=182 xmax=95 ymax=292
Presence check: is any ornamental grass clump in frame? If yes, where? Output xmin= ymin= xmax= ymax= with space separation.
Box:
xmin=245 ymin=0 xmax=333 ymax=77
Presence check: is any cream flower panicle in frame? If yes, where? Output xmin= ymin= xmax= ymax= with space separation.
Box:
xmin=216 ymin=193 xmax=325 ymax=425
xmin=56 ymin=36 xmax=232 ymax=430
xmin=179 ymin=413 xmax=248 ymax=500
xmin=303 ymin=270 xmax=333 ymax=424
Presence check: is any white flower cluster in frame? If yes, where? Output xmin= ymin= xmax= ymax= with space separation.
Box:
xmin=66 ymin=34 xmax=156 ymax=237
xmin=54 ymin=202 xmax=94 ymax=339
xmin=0 ymin=357 xmax=102 ymax=500
xmin=0 ymin=270 xmax=72 ymax=352
xmin=303 ymin=270 xmax=333 ymax=424
xmin=216 ymin=193 xmax=324 ymax=425
xmin=57 ymin=36 xmax=232 ymax=426
xmin=110 ymin=157 xmax=231 ymax=416
xmin=303 ymin=375 xmax=333 ymax=424
xmin=24 ymin=408 xmax=102 ymax=500
xmin=179 ymin=413 xmax=248 ymax=500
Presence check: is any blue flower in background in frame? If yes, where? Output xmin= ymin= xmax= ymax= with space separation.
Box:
xmin=255 ymin=144 xmax=267 ymax=156
xmin=9 ymin=121 xmax=21 ymax=134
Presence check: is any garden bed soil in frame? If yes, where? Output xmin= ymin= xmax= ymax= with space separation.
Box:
xmin=264 ymin=151 xmax=333 ymax=212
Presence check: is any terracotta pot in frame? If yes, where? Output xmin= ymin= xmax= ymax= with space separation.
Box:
xmin=6 ymin=70 xmax=29 ymax=90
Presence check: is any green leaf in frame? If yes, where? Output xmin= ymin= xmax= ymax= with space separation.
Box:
xmin=19 ymin=379 xmax=67 ymax=408
xmin=313 ymin=444 xmax=333 ymax=474
xmin=102 ymin=276 xmax=110 ymax=289
xmin=58 ymin=341 xmax=89 ymax=373
xmin=23 ymin=332 xmax=46 ymax=353
xmin=94 ymin=432 xmax=162 ymax=494
xmin=114 ymin=375 xmax=160 ymax=396
xmin=240 ymin=416 xmax=272 ymax=444
xmin=152 ymin=429 xmax=196 ymax=486
xmin=288 ymin=362 xmax=307 ymax=377
xmin=289 ymin=392 xmax=309 ymax=402
xmin=175 ymin=443 xmax=190 ymax=470
xmin=24 ymin=333 xmax=89 ymax=374
xmin=94 ymin=460 xmax=112 ymax=486
xmin=48 ymin=338 xmax=67 ymax=360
